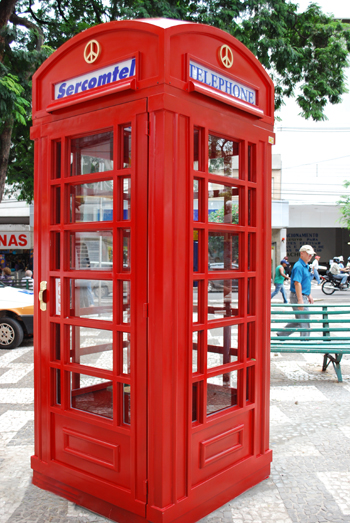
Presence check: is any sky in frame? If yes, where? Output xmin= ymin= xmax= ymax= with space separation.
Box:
xmin=273 ymin=0 xmax=350 ymax=205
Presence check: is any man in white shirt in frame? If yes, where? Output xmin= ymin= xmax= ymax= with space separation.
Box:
xmin=330 ymin=257 xmax=348 ymax=288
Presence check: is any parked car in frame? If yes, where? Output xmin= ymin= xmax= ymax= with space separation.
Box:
xmin=0 ymin=281 xmax=34 ymax=349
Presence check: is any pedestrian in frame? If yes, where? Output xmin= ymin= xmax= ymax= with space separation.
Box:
xmin=277 ymin=245 xmax=315 ymax=338
xmin=310 ymin=255 xmax=321 ymax=285
xmin=271 ymin=260 xmax=290 ymax=303
xmin=347 ymin=256 xmax=350 ymax=270
xmin=21 ymin=270 xmax=34 ymax=291
xmin=282 ymin=256 xmax=291 ymax=277
xmin=0 ymin=267 xmax=14 ymax=285
xmin=330 ymin=257 xmax=349 ymax=288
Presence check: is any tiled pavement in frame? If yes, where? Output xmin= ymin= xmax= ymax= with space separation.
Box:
xmin=1 ymin=339 xmax=350 ymax=523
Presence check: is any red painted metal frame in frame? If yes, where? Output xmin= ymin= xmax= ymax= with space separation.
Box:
xmin=31 ymin=19 xmax=274 ymax=523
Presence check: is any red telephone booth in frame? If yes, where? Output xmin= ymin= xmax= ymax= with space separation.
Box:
xmin=31 ymin=19 xmax=274 ymax=523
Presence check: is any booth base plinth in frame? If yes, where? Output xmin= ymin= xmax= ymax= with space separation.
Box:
xmin=32 ymin=470 xmax=147 ymax=523
xmin=32 ymin=457 xmax=271 ymax=523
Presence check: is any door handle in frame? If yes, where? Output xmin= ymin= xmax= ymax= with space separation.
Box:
xmin=39 ymin=281 xmax=48 ymax=311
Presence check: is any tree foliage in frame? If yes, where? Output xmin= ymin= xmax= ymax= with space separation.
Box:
xmin=337 ymin=181 xmax=350 ymax=230
xmin=1 ymin=0 xmax=350 ymax=202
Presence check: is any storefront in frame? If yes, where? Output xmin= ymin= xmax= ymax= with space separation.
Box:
xmin=0 ymin=225 xmax=33 ymax=276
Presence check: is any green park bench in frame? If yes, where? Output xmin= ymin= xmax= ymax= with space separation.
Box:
xmin=271 ymin=303 xmax=350 ymax=382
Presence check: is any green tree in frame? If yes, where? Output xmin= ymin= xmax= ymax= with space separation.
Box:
xmin=337 ymin=180 xmax=350 ymax=229
xmin=2 ymin=0 xmax=350 ymax=202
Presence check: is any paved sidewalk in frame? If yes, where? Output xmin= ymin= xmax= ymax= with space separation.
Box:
xmin=1 ymin=340 xmax=350 ymax=523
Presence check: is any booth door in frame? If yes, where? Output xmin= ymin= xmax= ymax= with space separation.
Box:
xmin=36 ymin=99 xmax=148 ymax=516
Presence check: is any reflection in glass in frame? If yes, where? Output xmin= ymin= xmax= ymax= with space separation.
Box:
xmin=193 ymin=282 xmax=198 ymax=323
xmin=208 ymin=280 xmax=238 ymax=320
xmin=56 ymin=369 xmax=61 ymax=405
xmin=53 ymin=141 xmax=61 ymax=179
xmin=70 ymin=326 xmax=113 ymax=371
xmin=193 ymin=128 xmax=199 ymax=170
xmin=207 ymin=325 xmax=238 ymax=369
xmin=192 ymin=382 xmax=199 ymax=422
xmin=193 ymin=331 xmax=198 ymax=373
xmin=70 ymin=231 xmax=113 ymax=270
xmin=52 ymin=186 xmax=61 ymax=224
xmin=122 ymin=178 xmax=131 ymax=220
xmin=122 ymin=229 xmax=130 ymax=271
xmin=208 ymin=183 xmax=239 ymax=224
xmin=123 ymin=384 xmax=131 ymax=424
xmin=122 ymin=126 xmax=132 ymax=168
xmin=53 ymin=323 xmax=60 ymax=360
xmin=122 ymin=332 xmax=131 ymax=374
xmin=122 ymin=281 xmax=131 ymax=323
xmin=193 ymin=230 xmax=199 ymax=272
xmin=70 ymin=181 xmax=113 ymax=223
xmin=248 ymin=189 xmax=255 ymax=226
xmin=248 ymin=278 xmax=255 ymax=315
xmin=208 ymin=232 xmax=239 ymax=270
xmin=55 ymin=278 xmax=61 ymax=316
xmin=70 ymin=132 xmax=113 ymax=176
xmin=193 ymin=180 xmax=199 ymax=221
xmin=248 ymin=233 xmax=255 ymax=271
xmin=71 ymin=373 xmax=113 ymax=419
xmin=208 ymin=135 xmax=239 ymax=178
xmin=70 ymin=279 xmax=113 ymax=321
xmin=207 ymin=371 xmax=238 ymax=415
xmin=51 ymin=232 xmax=60 ymax=270
xmin=247 ymin=322 xmax=255 ymax=358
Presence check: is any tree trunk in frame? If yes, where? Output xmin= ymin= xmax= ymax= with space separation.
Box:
xmin=0 ymin=118 xmax=14 ymax=201
xmin=0 ymin=0 xmax=17 ymax=60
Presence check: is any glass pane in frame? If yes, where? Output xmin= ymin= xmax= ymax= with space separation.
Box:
xmin=193 ymin=180 xmax=199 ymax=221
xmin=70 ymin=132 xmax=113 ymax=176
xmin=248 ymin=278 xmax=255 ymax=315
xmin=248 ymin=189 xmax=256 ymax=226
xmin=70 ymin=326 xmax=113 ymax=371
xmin=247 ymin=322 xmax=255 ymax=358
xmin=51 ymin=232 xmax=60 ymax=270
xmin=193 ymin=282 xmax=198 ymax=323
xmin=55 ymin=278 xmax=61 ymax=316
xmin=207 ymin=371 xmax=238 ymax=415
xmin=122 ymin=178 xmax=131 ymax=220
xmin=70 ymin=231 xmax=113 ymax=270
xmin=123 ymin=281 xmax=131 ymax=323
xmin=207 ymin=325 xmax=238 ymax=369
xmin=248 ymin=233 xmax=255 ymax=271
xmin=70 ymin=181 xmax=113 ymax=223
xmin=52 ymin=187 xmax=61 ymax=224
xmin=192 ymin=382 xmax=199 ymax=422
xmin=71 ymin=373 xmax=113 ymax=419
xmin=208 ymin=183 xmax=239 ymax=224
xmin=208 ymin=232 xmax=239 ymax=270
xmin=208 ymin=135 xmax=239 ymax=178
xmin=193 ymin=332 xmax=198 ymax=373
xmin=53 ymin=323 xmax=60 ymax=360
xmin=193 ymin=128 xmax=199 ymax=171
xmin=208 ymin=279 xmax=238 ymax=320
xmin=53 ymin=141 xmax=61 ymax=179
xmin=248 ymin=144 xmax=256 ymax=182
xmin=122 ymin=229 xmax=130 ymax=271
xmin=123 ymin=384 xmax=131 ymax=424
xmin=70 ymin=279 xmax=113 ymax=321
xmin=122 ymin=126 xmax=131 ymax=168
xmin=247 ymin=366 xmax=253 ymax=402
xmin=122 ymin=332 xmax=131 ymax=374
xmin=56 ymin=369 xmax=61 ymax=405
xmin=193 ymin=230 xmax=199 ymax=272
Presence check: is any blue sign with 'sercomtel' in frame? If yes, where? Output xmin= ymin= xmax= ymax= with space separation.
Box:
xmin=54 ymin=57 xmax=136 ymax=100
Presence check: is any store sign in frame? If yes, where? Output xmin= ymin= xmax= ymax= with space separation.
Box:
xmin=189 ymin=60 xmax=256 ymax=106
xmin=0 ymin=233 xmax=32 ymax=249
xmin=54 ymin=57 xmax=136 ymax=100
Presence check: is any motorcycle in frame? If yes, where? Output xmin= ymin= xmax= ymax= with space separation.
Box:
xmin=321 ymin=272 xmax=350 ymax=295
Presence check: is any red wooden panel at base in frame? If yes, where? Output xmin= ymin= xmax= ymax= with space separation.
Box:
xmin=146 ymin=455 xmax=272 ymax=523
xmin=32 ymin=471 xmax=147 ymax=523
